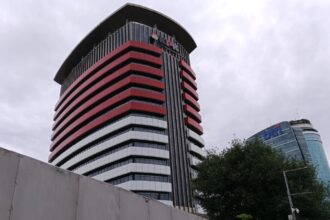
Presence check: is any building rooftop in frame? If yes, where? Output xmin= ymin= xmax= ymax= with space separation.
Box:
xmin=289 ymin=118 xmax=311 ymax=126
xmin=54 ymin=3 xmax=197 ymax=84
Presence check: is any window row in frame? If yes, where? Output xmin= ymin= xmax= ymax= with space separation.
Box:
xmin=107 ymin=173 xmax=170 ymax=185
xmin=134 ymin=191 xmax=172 ymax=201
xmin=61 ymin=21 xmax=190 ymax=95
xmin=61 ymin=23 xmax=131 ymax=94
xmin=53 ymin=98 xmax=166 ymax=143
xmin=66 ymin=123 xmax=166 ymax=161
xmin=56 ymin=113 xmax=166 ymax=166
xmin=72 ymin=141 xmax=168 ymax=171
xmin=87 ymin=157 xmax=169 ymax=177
xmin=55 ymin=79 xmax=165 ymax=128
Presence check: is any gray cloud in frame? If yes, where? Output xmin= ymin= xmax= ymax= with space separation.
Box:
xmin=0 ymin=0 xmax=329 ymax=164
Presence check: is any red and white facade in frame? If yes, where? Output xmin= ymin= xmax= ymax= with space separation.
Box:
xmin=50 ymin=4 xmax=205 ymax=211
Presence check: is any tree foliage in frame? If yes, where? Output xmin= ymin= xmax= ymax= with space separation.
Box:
xmin=193 ymin=139 xmax=330 ymax=220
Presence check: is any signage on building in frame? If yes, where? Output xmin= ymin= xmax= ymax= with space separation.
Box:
xmin=261 ymin=124 xmax=284 ymax=141
xmin=150 ymin=33 xmax=179 ymax=52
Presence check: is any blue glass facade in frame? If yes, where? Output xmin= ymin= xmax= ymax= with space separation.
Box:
xmin=248 ymin=122 xmax=309 ymax=161
xmin=248 ymin=119 xmax=330 ymax=185
xmin=303 ymin=132 xmax=330 ymax=184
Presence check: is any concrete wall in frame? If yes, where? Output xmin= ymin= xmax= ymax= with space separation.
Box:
xmin=0 ymin=147 xmax=206 ymax=220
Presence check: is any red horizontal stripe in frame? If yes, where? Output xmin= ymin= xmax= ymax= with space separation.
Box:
xmin=182 ymin=93 xmax=200 ymax=112
xmin=180 ymin=70 xmax=197 ymax=90
xmin=53 ymin=64 xmax=163 ymax=129
xmin=49 ymin=102 xmax=166 ymax=161
xmin=55 ymin=41 xmax=162 ymax=111
xmin=54 ymin=52 xmax=162 ymax=120
xmin=183 ymin=105 xmax=201 ymax=123
xmin=185 ymin=117 xmax=203 ymax=135
xmin=182 ymin=82 xmax=198 ymax=100
xmin=179 ymin=60 xmax=196 ymax=80
xmin=51 ymin=76 xmax=164 ymax=143
xmin=52 ymin=88 xmax=165 ymax=141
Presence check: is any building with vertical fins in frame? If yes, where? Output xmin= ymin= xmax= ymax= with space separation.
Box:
xmin=248 ymin=119 xmax=330 ymax=185
xmin=49 ymin=3 xmax=205 ymax=211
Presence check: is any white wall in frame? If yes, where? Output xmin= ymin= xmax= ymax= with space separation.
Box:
xmin=0 ymin=147 xmax=206 ymax=220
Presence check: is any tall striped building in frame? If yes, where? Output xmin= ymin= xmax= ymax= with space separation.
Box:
xmin=49 ymin=4 xmax=205 ymax=212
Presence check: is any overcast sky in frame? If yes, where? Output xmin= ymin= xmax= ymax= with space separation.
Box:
xmin=0 ymin=0 xmax=329 ymax=164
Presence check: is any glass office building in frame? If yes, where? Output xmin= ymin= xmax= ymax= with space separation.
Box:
xmin=248 ymin=119 xmax=330 ymax=185
xmin=248 ymin=122 xmax=310 ymax=161
xmin=49 ymin=4 xmax=205 ymax=212
xmin=291 ymin=119 xmax=330 ymax=184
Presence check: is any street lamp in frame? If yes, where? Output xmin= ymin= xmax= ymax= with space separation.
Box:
xmin=283 ymin=167 xmax=308 ymax=220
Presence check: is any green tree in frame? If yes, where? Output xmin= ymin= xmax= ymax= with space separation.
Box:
xmin=235 ymin=213 xmax=253 ymax=220
xmin=193 ymin=139 xmax=330 ymax=220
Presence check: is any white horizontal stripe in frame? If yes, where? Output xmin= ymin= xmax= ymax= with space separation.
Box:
xmin=187 ymin=129 xmax=205 ymax=146
xmin=190 ymin=155 xmax=201 ymax=166
xmin=93 ymin=163 xmax=171 ymax=182
xmin=116 ymin=181 xmax=172 ymax=192
xmin=303 ymin=131 xmax=319 ymax=135
xmin=291 ymin=123 xmax=313 ymax=130
xmin=51 ymin=115 xmax=167 ymax=166
xmin=60 ymin=131 xmax=169 ymax=169
xmin=191 ymin=168 xmax=197 ymax=179
xmin=159 ymin=200 xmax=173 ymax=206
xmin=74 ymin=147 xmax=169 ymax=175
xmin=189 ymin=142 xmax=206 ymax=158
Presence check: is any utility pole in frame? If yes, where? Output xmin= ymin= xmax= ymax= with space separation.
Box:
xmin=283 ymin=170 xmax=296 ymax=220
xmin=283 ymin=167 xmax=308 ymax=220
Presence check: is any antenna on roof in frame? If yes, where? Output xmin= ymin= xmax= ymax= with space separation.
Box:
xmin=295 ymin=108 xmax=300 ymax=120
xmin=268 ymin=117 xmax=272 ymax=127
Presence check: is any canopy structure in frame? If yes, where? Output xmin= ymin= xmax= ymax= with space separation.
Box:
xmin=54 ymin=3 xmax=196 ymax=84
